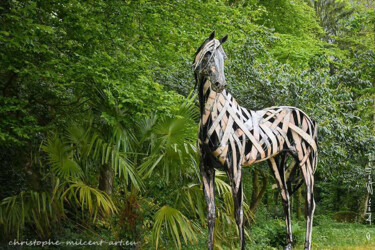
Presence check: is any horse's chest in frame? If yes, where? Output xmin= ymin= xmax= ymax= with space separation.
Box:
xmin=199 ymin=116 xmax=246 ymax=167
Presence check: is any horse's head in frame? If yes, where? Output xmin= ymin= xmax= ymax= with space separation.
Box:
xmin=193 ymin=31 xmax=228 ymax=93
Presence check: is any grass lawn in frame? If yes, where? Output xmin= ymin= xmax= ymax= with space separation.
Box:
xmin=294 ymin=221 xmax=375 ymax=250
xmin=182 ymin=217 xmax=375 ymax=249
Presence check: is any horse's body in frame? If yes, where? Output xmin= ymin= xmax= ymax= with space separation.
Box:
xmin=195 ymin=32 xmax=317 ymax=250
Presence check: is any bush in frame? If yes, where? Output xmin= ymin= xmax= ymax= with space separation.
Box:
xmin=333 ymin=211 xmax=357 ymax=223
xmin=250 ymin=218 xmax=305 ymax=249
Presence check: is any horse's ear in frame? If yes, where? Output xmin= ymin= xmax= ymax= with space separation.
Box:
xmin=209 ymin=31 xmax=215 ymax=41
xmin=219 ymin=34 xmax=228 ymax=44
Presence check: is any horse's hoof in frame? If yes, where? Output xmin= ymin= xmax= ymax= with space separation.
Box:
xmin=284 ymin=243 xmax=292 ymax=250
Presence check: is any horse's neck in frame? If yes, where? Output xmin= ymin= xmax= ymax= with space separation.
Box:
xmin=203 ymin=88 xmax=241 ymax=116
xmin=199 ymin=80 xmax=231 ymax=112
xmin=200 ymin=85 xmax=242 ymax=134
xmin=201 ymin=88 xmax=226 ymax=120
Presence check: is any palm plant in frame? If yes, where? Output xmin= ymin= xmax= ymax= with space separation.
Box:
xmin=45 ymin=119 xmax=141 ymax=209
xmin=0 ymin=116 xmax=140 ymax=239
xmin=138 ymin=93 xmax=199 ymax=183
xmin=133 ymin=94 xmax=201 ymax=248
xmin=0 ymin=182 xmax=64 ymax=239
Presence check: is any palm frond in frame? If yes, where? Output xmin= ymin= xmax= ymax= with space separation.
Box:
xmin=62 ymin=181 xmax=117 ymax=221
xmin=42 ymin=135 xmax=84 ymax=180
xmin=91 ymin=136 xmax=143 ymax=190
xmin=174 ymin=183 xmax=206 ymax=225
xmin=138 ymin=95 xmax=198 ymax=183
xmin=152 ymin=205 xmax=197 ymax=249
xmin=111 ymin=121 xmax=137 ymax=153
xmin=0 ymin=182 xmax=64 ymax=239
xmin=64 ymin=120 xmax=96 ymax=159
xmin=215 ymin=171 xmax=232 ymax=196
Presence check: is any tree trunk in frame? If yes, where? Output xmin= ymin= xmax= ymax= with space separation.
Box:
xmin=250 ymin=170 xmax=268 ymax=213
xmin=296 ymin=187 xmax=302 ymax=220
xmin=250 ymin=170 xmax=259 ymax=207
xmin=24 ymin=159 xmax=40 ymax=191
xmin=265 ymin=187 xmax=270 ymax=211
xmin=99 ymin=163 xmax=114 ymax=195
xmin=121 ymin=189 xmax=139 ymax=240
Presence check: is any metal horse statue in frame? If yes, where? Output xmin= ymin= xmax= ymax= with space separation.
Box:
xmin=194 ymin=32 xmax=318 ymax=250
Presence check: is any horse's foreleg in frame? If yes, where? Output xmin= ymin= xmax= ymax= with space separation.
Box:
xmin=268 ymin=157 xmax=293 ymax=250
xmin=200 ymin=162 xmax=216 ymax=250
xmin=233 ymin=179 xmax=245 ymax=250
xmin=226 ymin=163 xmax=245 ymax=250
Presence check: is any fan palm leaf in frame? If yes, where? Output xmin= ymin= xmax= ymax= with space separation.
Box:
xmin=152 ymin=205 xmax=198 ymax=249
xmin=47 ymin=120 xmax=143 ymax=190
xmin=62 ymin=181 xmax=117 ymax=221
xmin=138 ymin=95 xmax=198 ymax=183
xmin=42 ymin=135 xmax=84 ymax=180
xmin=0 ymin=181 xmax=64 ymax=239
xmin=173 ymin=183 xmax=206 ymax=225
xmin=91 ymin=136 xmax=143 ymax=190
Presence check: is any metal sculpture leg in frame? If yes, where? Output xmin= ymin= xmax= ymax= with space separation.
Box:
xmin=233 ymin=181 xmax=245 ymax=250
xmin=268 ymin=157 xmax=293 ymax=250
xmin=200 ymin=162 xmax=216 ymax=250
xmin=301 ymin=163 xmax=315 ymax=250
xmin=279 ymin=154 xmax=293 ymax=250
xmin=226 ymin=164 xmax=245 ymax=250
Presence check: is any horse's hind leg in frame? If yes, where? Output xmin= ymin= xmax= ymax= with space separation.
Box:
xmin=301 ymin=161 xmax=315 ymax=250
xmin=268 ymin=155 xmax=293 ymax=250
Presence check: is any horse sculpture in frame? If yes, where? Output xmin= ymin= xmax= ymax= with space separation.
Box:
xmin=194 ymin=31 xmax=318 ymax=250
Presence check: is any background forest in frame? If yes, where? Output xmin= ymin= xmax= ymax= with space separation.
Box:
xmin=1 ymin=0 xmax=375 ymax=249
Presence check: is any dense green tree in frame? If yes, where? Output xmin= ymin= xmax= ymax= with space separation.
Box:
xmin=1 ymin=0 xmax=374 ymax=249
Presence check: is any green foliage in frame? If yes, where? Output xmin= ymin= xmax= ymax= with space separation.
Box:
xmin=0 ymin=186 xmax=63 ymax=239
xmin=138 ymin=93 xmax=199 ymax=183
xmin=258 ymin=0 xmax=323 ymax=37
xmin=333 ymin=211 xmax=357 ymax=222
xmin=62 ymin=181 xmax=117 ymax=220
xmin=152 ymin=205 xmax=197 ymax=249
xmin=251 ymin=218 xmax=293 ymax=248
xmin=0 ymin=0 xmax=374 ymax=248
xmin=43 ymin=135 xmax=84 ymax=180
xmin=296 ymin=217 xmax=375 ymax=248
xmin=0 ymin=97 xmax=39 ymax=145
xmin=305 ymin=0 xmax=356 ymax=40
